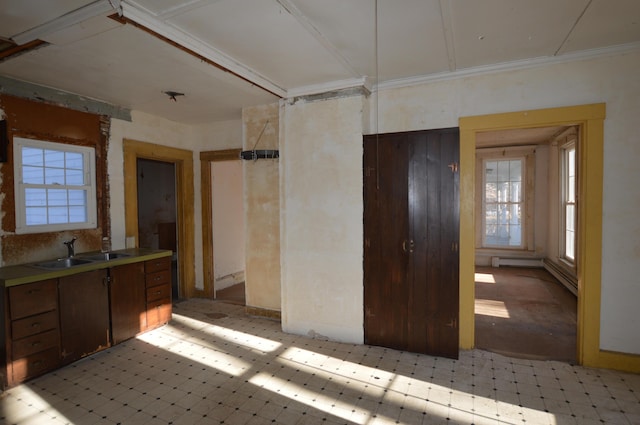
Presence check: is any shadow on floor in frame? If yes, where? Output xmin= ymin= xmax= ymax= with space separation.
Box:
xmin=475 ymin=266 xmax=577 ymax=363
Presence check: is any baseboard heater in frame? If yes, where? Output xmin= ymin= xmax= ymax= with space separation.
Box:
xmin=543 ymin=259 xmax=578 ymax=296
xmin=491 ymin=256 xmax=543 ymax=268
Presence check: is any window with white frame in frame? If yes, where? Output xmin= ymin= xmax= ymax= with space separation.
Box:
xmin=14 ymin=137 xmax=97 ymax=234
xmin=560 ymin=141 xmax=577 ymax=264
xmin=483 ymin=158 xmax=524 ymax=248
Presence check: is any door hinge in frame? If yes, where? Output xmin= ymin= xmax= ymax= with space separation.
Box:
xmin=451 ymin=241 xmax=459 ymax=252
xmin=445 ymin=318 xmax=458 ymax=329
xmin=365 ymin=238 xmax=371 ymax=248
xmin=365 ymin=166 xmax=376 ymax=177
xmin=448 ymin=162 xmax=459 ymax=173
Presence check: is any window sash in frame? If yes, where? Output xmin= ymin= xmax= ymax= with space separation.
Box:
xmin=561 ymin=144 xmax=577 ymax=263
xmin=14 ymin=137 xmax=97 ymax=234
xmin=482 ymin=158 xmax=524 ymax=248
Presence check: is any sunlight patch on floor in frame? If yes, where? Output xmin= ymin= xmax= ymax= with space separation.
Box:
xmin=475 ymin=298 xmax=511 ymax=318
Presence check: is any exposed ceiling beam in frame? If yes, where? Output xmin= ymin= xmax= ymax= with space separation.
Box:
xmin=10 ymin=0 xmax=119 ymax=45
xmin=120 ymin=0 xmax=287 ymax=98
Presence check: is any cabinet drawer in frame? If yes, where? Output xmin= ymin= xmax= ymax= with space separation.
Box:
xmin=13 ymin=329 xmax=60 ymax=358
xmin=9 ymin=280 xmax=58 ymax=319
xmin=146 ymin=270 xmax=170 ymax=288
xmin=11 ymin=347 xmax=60 ymax=383
xmin=145 ymin=256 xmax=171 ymax=273
xmin=146 ymin=283 xmax=171 ymax=302
xmin=12 ymin=310 xmax=59 ymax=340
xmin=147 ymin=299 xmax=171 ymax=328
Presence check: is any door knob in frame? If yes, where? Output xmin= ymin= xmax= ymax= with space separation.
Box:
xmin=402 ymin=239 xmax=415 ymax=253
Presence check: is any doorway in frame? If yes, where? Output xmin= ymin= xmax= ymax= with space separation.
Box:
xmin=123 ymin=139 xmax=195 ymax=299
xmin=458 ymin=104 xmax=606 ymax=367
xmin=363 ymin=128 xmax=460 ymax=359
xmin=200 ymin=149 xmax=245 ymax=303
xmin=136 ymin=158 xmax=179 ymax=299
xmin=472 ymin=125 xmax=579 ymax=362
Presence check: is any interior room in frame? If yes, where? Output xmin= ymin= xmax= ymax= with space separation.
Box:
xmin=473 ymin=126 xmax=579 ymax=363
xmin=0 ymin=1 xmax=639 ymax=424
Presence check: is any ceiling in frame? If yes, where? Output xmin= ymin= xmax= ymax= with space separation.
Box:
xmin=0 ymin=0 xmax=639 ymax=124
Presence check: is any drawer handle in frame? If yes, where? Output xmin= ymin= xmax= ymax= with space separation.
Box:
xmin=154 ymin=276 xmax=161 ymax=281
xmin=32 ymin=342 xmax=42 ymax=347
xmin=32 ymin=360 xmax=43 ymax=367
xmin=31 ymin=322 xmax=41 ymax=328
xmin=27 ymin=289 xmax=40 ymax=294
xmin=155 ymin=290 xmax=162 ymax=295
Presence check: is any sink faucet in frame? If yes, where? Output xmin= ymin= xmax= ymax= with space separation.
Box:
xmin=63 ymin=237 xmax=77 ymax=258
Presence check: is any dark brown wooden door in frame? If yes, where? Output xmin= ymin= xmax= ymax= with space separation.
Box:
xmin=59 ymin=269 xmax=110 ymax=365
xmin=364 ymin=128 xmax=459 ymax=359
xmin=110 ymin=262 xmax=146 ymax=344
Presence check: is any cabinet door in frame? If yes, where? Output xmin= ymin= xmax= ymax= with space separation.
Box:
xmin=364 ymin=129 xmax=460 ymax=359
xmin=110 ymin=262 xmax=146 ymax=344
xmin=59 ymin=269 xmax=110 ymax=365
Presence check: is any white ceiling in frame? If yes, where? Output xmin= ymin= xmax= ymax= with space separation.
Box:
xmin=1 ymin=0 xmax=639 ymax=124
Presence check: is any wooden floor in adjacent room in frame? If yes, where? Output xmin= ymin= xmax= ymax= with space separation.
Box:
xmin=215 ymin=281 xmax=246 ymax=306
xmin=475 ymin=266 xmax=577 ymax=363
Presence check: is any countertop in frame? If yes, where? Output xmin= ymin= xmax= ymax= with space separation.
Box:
xmin=0 ymin=248 xmax=173 ymax=287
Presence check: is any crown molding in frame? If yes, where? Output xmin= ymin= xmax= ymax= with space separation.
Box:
xmin=377 ymin=41 xmax=640 ymax=92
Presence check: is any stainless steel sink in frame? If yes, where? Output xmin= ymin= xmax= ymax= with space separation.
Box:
xmin=32 ymin=258 xmax=94 ymax=269
xmin=81 ymin=252 xmax=131 ymax=261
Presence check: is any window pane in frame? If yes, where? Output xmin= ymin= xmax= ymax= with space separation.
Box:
xmin=510 ymin=160 xmax=522 ymax=181
xmin=485 ymin=161 xmax=497 ymax=182
xmin=497 ymin=161 xmax=510 ymax=182
xmin=44 ymin=150 xmax=65 ymax=168
xmin=25 ymin=188 xmax=46 ymax=207
xmin=68 ymin=190 xmax=87 ymax=205
xmin=65 ymin=152 xmax=83 ymax=170
xmin=48 ymin=207 xmax=68 ymax=224
xmin=510 ymin=181 xmax=522 ymax=202
xmin=485 ymin=182 xmax=497 ymax=202
xmin=48 ymin=189 xmax=68 ymax=206
xmin=566 ymin=205 xmax=575 ymax=232
xmin=23 ymin=165 xmax=44 ymax=184
xmin=45 ymin=167 xmax=65 ymax=185
xmin=497 ymin=182 xmax=509 ymax=202
xmin=68 ymin=206 xmax=87 ymax=223
xmin=26 ymin=207 xmax=47 ymax=225
xmin=66 ymin=168 xmax=84 ymax=185
xmin=22 ymin=147 xmax=43 ymax=166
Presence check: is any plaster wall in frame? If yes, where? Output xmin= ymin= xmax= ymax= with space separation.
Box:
xmin=281 ymin=95 xmax=365 ymax=342
xmin=375 ymin=52 xmax=640 ymax=354
xmin=212 ymin=160 xmax=245 ymax=291
xmin=242 ymin=103 xmax=280 ymax=311
xmin=280 ymin=51 xmax=640 ymax=354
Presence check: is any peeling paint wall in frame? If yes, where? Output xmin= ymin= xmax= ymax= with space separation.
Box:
xmin=280 ymin=94 xmax=366 ymax=343
xmin=242 ymin=104 xmax=280 ymax=312
xmin=0 ymin=95 xmax=108 ymax=266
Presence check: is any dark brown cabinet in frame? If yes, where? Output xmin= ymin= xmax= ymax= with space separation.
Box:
xmin=4 ymin=279 xmax=61 ymax=386
xmin=110 ymin=262 xmax=146 ymax=344
xmin=1 ymin=253 xmax=172 ymax=387
xmin=59 ymin=269 xmax=110 ymax=365
xmin=145 ymin=257 xmax=172 ymax=330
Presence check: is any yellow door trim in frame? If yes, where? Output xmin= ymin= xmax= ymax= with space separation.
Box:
xmin=123 ymin=139 xmax=195 ymax=298
xmin=459 ymin=104 xmax=638 ymax=372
